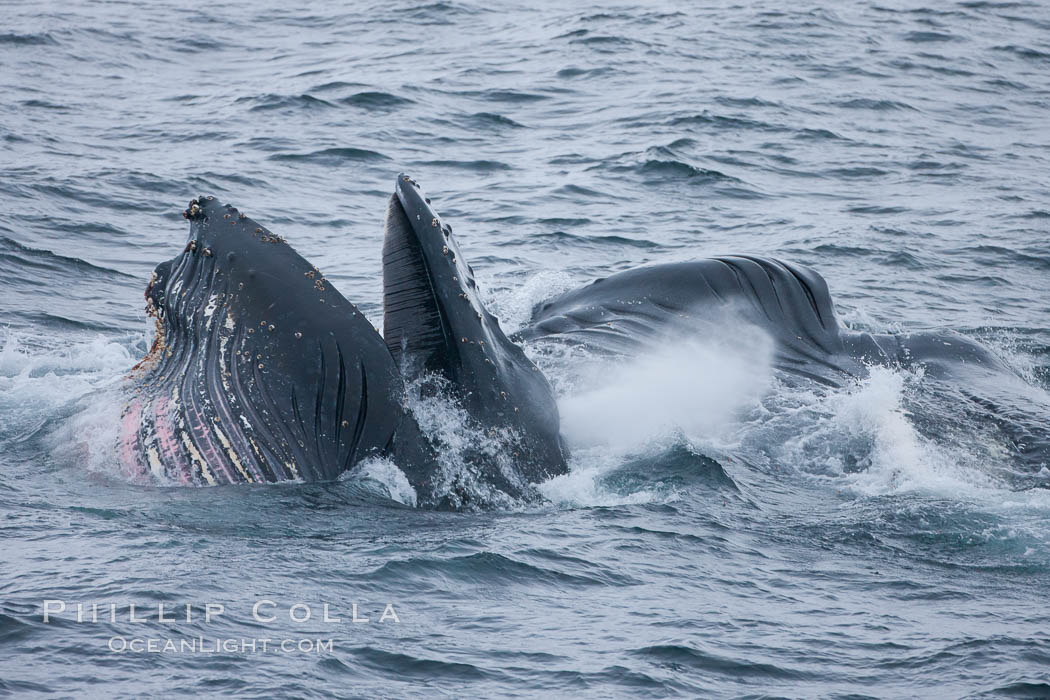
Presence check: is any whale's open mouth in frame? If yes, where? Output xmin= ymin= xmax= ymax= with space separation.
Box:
xmin=120 ymin=177 xmax=567 ymax=503
xmin=382 ymin=179 xmax=459 ymax=377
xmin=383 ymin=173 xmax=528 ymax=386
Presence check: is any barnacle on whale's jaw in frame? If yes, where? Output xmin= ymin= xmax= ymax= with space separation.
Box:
xmin=182 ymin=198 xmax=203 ymax=220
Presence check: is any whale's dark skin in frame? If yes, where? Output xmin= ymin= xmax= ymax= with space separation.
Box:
xmin=121 ymin=196 xmax=433 ymax=491
xmin=382 ymin=174 xmax=568 ymax=494
xmin=513 ymin=255 xmax=1011 ymax=385
xmin=514 ymin=255 xmax=1048 ymax=472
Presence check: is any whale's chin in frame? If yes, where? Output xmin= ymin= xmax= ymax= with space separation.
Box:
xmin=120 ymin=195 xmax=423 ymax=491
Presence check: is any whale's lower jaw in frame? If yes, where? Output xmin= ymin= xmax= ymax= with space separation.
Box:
xmin=120 ymin=195 xmax=416 ymax=489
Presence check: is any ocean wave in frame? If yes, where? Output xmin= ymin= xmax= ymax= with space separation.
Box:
xmin=268 ymin=147 xmax=390 ymax=164
xmin=362 ymin=551 xmax=638 ymax=587
xmin=0 ymin=32 xmax=57 ymax=46
xmin=242 ymin=93 xmax=336 ymax=112
xmin=338 ymin=91 xmax=415 ymax=109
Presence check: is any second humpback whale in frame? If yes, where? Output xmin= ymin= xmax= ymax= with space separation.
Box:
xmin=513 ymin=258 xmax=1048 ymax=473
xmin=513 ymin=255 xmax=1013 ymax=387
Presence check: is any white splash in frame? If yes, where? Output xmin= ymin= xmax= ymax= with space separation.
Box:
xmin=532 ymin=324 xmax=774 ymax=507
xmin=0 ymin=329 xmax=137 ymax=477
xmin=537 ymin=454 xmax=681 ymax=508
xmin=558 ymin=327 xmax=775 ymax=454
xmin=401 ymin=372 xmax=524 ymax=508
xmin=481 ymin=269 xmax=576 ymax=332
xmin=351 ymin=456 xmax=418 ymax=507
xmin=780 ymin=364 xmax=1050 ymax=511
xmin=0 ymin=332 xmax=133 ymax=421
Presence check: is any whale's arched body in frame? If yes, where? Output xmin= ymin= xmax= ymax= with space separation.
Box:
xmin=514 ymin=255 xmax=1010 ymax=385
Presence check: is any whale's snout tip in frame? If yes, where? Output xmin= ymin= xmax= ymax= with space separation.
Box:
xmin=395 ymin=173 xmax=433 ymax=215
xmin=182 ymin=195 xmax=218 ymax=221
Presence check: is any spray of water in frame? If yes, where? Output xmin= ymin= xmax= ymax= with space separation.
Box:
xmin=538 ymin=323 xmax=775 ymax=507
xmin=558 ymin=330 xmax=774 ymax=453
xmin=400 ymin=372 xmax=527 ymax=509
xmin=778 ymin=364 xmax=1050 ymax=511
xmin=481 ymin=269 xmax=577 ymax=333
xmin=0 ymin=329 xmax=137 ymax=479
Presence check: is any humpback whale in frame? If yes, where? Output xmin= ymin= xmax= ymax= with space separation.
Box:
xmin=513 ymin=255 xmax=1012 ymax=386
xmin=121 ymin=176 xmax=568 ymax=505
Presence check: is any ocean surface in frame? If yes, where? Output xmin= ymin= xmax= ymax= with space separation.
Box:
xmin=2 ymin=0 xmax=1049 ymax=697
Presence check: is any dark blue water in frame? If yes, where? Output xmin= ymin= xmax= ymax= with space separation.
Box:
xmin=2 ymin=1 xmax=1050 ymax=697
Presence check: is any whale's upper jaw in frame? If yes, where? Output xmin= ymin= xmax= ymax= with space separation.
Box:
xmin=382 ymin=174 xmax=567 ymax=487
xmin=384 ymin=173 xmax=535 ymax=388
xmin=384 ymin=174 xmax=503 ymax=377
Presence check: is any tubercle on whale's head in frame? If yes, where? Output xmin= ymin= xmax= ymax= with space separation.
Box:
xmin=143 ymin=196 xmax=293 ymax=328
